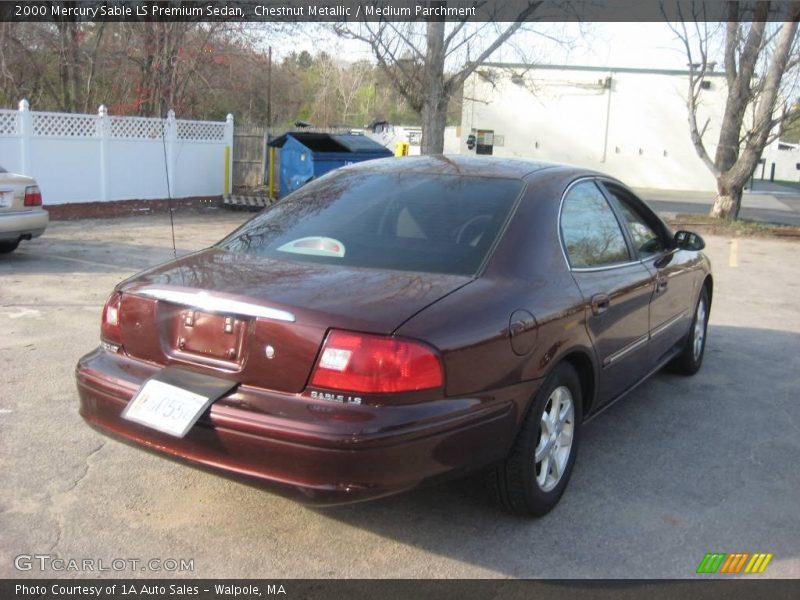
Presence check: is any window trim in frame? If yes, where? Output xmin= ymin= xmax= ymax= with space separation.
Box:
xmin=557 ymin=177 xmax=638 ymax=272
xmin=217 ymin=169 xmax=528 ymax=279
xmin=596 ymin=178 xmax=674 ymax=262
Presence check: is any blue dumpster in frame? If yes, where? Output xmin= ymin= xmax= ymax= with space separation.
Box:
xmin=268 ymin=132 xmax=393 ymax=198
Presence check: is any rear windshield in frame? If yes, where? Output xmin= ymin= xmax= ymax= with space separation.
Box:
xmin=219 ymin=170 xmax=524 ymax=276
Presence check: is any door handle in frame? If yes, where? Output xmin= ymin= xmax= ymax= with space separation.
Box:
xmin=590 ymin=294 xmax=610 ymax=316
xmin=656 ymin=275 xmax=668 ymax=292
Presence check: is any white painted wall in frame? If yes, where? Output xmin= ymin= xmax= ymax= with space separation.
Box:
xmin=460 ymin=65 xmax=729 ymax=192
xmin=761 ymin=140 xmax=800 ymax=183
xmin=443 ymin=126 xmax=461 ymax=154
xmin=0 ymin=101 xmax=233 ymax=205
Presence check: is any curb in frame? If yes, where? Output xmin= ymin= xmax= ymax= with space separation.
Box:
xmin=223 ymin=195 xmax=272 ymax=209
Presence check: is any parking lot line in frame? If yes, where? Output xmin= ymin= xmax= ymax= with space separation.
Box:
xmin=15 ymin=250 xmax=128 ymax=270
xmin=728 ymin=239 xmax=738 ymax=267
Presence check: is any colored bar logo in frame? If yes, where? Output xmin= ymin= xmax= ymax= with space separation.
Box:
xmin=696 ymin=552 xmax=773 ymax=574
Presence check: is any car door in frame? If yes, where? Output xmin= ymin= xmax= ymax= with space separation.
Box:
xmin=600 ymin=181 xmax=695 ymax=365
xmin=560 ymin=179 xmax=655 ymax=406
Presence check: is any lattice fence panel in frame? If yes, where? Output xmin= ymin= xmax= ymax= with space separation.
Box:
xmin=0 ymin=111 xmax=19 ymax=136
xmin=32 ymin=112 xmax=96 ymax=137
xmin=177 ymin=120 xmax=226 ymax=141
xmin=110 ymin=116 xmax=165 ymax=139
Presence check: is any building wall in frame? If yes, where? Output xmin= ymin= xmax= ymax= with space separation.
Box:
xmin=460 ymin=65 xmax=728 ymax=192
xmin=761 ymin=140 xmax=800 ymax=183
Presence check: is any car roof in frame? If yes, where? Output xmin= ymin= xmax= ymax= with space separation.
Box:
xmin=341 ymin=155 xmax=561 ymax=179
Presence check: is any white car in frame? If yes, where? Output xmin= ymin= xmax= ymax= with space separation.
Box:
xmin=0 ymin=165 xmax=48 ymax=253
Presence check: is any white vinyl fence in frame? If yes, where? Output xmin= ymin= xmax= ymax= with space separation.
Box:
xmin=0 ymin=100 xmax=233 ymax=205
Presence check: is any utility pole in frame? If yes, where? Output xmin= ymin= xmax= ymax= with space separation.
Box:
xmin=267 ymin=46 xmax=272 ymax=132
xmin=265 ymin=46 xmax=274 ymax=195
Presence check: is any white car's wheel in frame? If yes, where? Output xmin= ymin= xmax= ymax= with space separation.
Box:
xmin=0 ymin=240 xmax=20 ymax=254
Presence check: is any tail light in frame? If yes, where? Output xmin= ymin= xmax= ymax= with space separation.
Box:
xmin=310 ymin=330 xmax=443 ymax=394
xmin=101 ymin=292 xmax=122 ymax=350
xmin=24 ymin=185 xmax=42 ymax=206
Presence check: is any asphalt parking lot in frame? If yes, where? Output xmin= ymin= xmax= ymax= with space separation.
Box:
xmin=1 ymin=208 xmax=798 ymax=579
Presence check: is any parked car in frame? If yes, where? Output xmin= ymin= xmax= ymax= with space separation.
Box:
xmin=76 ymin=156 xmax=712 ymax=516
xmin=0 ymin=165 xmax=48 ymax=253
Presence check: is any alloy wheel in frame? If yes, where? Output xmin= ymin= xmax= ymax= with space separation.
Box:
xmin=535 ymin=385 xmax=575 ymax=492
xmin=693 ymin=297 xmax=707 ymax=361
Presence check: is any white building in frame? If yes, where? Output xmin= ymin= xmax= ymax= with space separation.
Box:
xmin=459 ymin=63 xmax=729 ymax=193
xmin=761 ymin=139 xmax=800 ymax=183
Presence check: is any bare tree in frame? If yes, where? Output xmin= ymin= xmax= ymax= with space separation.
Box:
xmin=334 ymin=59 xmax=372 ymax=125
xmin=333 ymin=1 xmax=544 ymax=154
xmin=671 ymin=1 xmax=800 ymax=220
xmin=56 ymin=16 xmax=82 ymax=112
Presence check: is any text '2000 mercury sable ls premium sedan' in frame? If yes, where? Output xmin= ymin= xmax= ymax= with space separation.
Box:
xmin=76 ymin=156 xmax=711 ymax=516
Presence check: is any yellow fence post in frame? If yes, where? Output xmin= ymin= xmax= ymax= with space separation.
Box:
xmin=268 ymin=147 xmax=276 ymax=199
xmin=224 ymin=145 xmax=231 ymax=195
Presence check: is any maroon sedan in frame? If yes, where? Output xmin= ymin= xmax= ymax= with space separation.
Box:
xmin=76 ymin=156 xmax=712 ymax=516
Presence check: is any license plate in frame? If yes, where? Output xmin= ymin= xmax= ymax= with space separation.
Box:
xmin=0 ymin=192 xmax=11 ymax=208
xmin=122 ymin=367 xmax=237 ymax=438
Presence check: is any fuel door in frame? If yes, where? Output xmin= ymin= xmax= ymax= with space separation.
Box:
xmin=509 ymin=309 xmax=538 ymax=356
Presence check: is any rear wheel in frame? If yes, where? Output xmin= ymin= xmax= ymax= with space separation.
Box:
xmin=669 ymin=286 xmax=709 ymax=375
xmin=0 ymin=240 xmax=20 ymax=254
xmin=491 ymin=363 xmax=583 ymax=517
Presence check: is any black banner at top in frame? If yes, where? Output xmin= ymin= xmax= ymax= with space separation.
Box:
xmin=2 ymin=0 xmax=800 ymax=23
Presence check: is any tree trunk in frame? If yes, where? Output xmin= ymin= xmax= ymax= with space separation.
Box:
xmin=710 ymin=180 xmax=743 ymax=220
xmin=420 ymin=18 xmax=447 ymax=155
xmin=56 ymin=8 xmax=83 ymax=113
xmin=421 ymin=97 xmax=448 ymax=155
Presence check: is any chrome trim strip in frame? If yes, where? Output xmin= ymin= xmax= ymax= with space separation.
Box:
xmin=557 ymin=177 xmax=592 ymax=271
xmin=572 ymin=261 xmax=641 ymax=273
xmin=557 ymin=177 xmax=638 ymax=274
xmin=651 ymin=310 xmax=689 ymax=338
xmin=603 ymin=334 xmax=649 ymax=367
xmin=602 ymin=310 xmax=690 ymax=368
xmin=134 ymin=288 xmax=296 ymax=323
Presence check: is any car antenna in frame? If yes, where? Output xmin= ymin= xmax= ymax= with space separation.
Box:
xmin=160 ymin=100 xmax=177 ymax=259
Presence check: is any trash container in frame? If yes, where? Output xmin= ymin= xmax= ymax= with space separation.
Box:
xmin=267 ymin=132 xmax=393 ymax=198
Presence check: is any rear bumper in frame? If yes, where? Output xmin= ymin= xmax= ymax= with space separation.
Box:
xmin=0 ymin=208 xmax=48 ymax=241
xmin=76 ymin=348 xmax=538 ymax=505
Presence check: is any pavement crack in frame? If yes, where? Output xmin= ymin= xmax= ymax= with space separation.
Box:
xmin=45 ymin=440 xmax=106 ymax=556
xmin=62 ymin=441 xmax=106 ymax=495
xmin=46 ymin=519 xmax=64 ymax=555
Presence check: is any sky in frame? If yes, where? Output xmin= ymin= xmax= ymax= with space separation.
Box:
xmin=280 ymin=22 xmax=705 ymax=71
xmin=513 ymin=22 xmax=697 ymax=69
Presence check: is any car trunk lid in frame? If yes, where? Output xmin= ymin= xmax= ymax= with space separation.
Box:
xmin=0 ymin=172 xmax=35 ymax=213
xmin=116 ymin=248 xmax=471 ymax=393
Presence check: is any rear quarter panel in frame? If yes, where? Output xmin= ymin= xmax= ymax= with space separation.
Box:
xmin=396 ymin=168 xmax=597 ymax=414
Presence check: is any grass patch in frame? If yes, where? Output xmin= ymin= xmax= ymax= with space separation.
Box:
xmin=666 ymin=214 xmax=800 ymax=239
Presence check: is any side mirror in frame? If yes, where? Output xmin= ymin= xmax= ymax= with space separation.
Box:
xmin=674 ymin=230 xmax=705 ymax=251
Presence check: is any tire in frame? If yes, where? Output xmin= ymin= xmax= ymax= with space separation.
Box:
xmin=491 ymin=363 xmax=583 ymax=517
xmin=669 ymin=286 xmax=709 ymax=376
xmin=0 ymin=240 xmax=20 ymax=254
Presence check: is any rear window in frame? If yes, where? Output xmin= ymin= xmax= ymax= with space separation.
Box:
xmin=219 ymin=170 xmax=524 ymax=276
xmin=0 ymin=165 xmax=6 ymax=173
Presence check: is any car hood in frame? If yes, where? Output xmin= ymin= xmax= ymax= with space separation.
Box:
xmin=119 ymin=248 xmax=473 ymax=334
